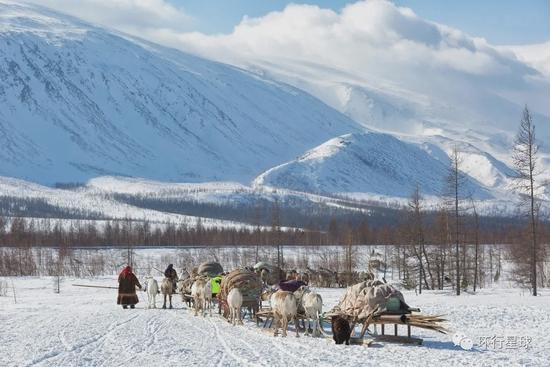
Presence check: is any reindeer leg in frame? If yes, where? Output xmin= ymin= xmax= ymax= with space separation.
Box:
xmin=273 ymin=316 xmax=279 ymax=337
xmin=169 ymin=295 xmax=173 ymax=309
xmin=282 ymin=317 xmax=288 ymax=338
xmin=314 ymin=318 xmax=320 ymax=337
xmin=162 ymin=294 xmax=166 ymax=309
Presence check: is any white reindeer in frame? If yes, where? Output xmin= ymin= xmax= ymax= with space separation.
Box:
xmin=160 ymin=277 xmax=173 ymax=309
xmin=227 ymin=288 xmax=243 ymax=326
xmin=191 ymin=278 xmax=212 ymax=316
xmin=294 ymin=286 xmax=323 ymax=337
xmin=203 ymin=281 xmax=212 ymax=315
xmin=144 ymin=277 xmax=159 ymax=309
xmin=270 ymin=290 xmax=299 ymax=337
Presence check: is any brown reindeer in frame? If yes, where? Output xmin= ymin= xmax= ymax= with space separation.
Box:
xmin=331 ymin=316 xmax=351 ymax=345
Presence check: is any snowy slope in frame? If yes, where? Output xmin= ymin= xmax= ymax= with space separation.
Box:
xmin=0 ymin=176 xmax=252 ymax=228
xmin=254 ymin=132 xmax=497 ymax=199
xmin=0 ymin=1 xmax=359 ymax=185
xmin=241 ymin=59 xmax=550 ymax=198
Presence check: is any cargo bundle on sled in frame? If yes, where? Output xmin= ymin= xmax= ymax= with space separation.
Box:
xmin=325 ymin=280 xmax=447 ymax=345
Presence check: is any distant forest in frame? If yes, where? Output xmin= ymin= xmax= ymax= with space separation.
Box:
xmin=1 ymin=193 xmax=549 ymax=291
xmin=0 ymin=195 xmax=546 ymax=248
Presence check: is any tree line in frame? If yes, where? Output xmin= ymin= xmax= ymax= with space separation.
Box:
xmin=0 ymin=107 xmax=547 ymax=295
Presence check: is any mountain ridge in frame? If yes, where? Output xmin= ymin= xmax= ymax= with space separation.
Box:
xmin=0 ymin=0 xmax=547 ymax=209
xmin=0 ymin=0 xmax=360 ymax=184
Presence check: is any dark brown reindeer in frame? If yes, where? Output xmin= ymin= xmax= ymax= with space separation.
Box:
xmin=331 ymin=316 xmax=351 ymax=345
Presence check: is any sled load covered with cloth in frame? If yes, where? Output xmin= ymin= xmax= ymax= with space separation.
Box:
xmin=218 ymin=268 xmax=263 ymax=321
xmin=197 ymin=261 xmax=224 ymax=278
xmin=326 ymin=280 xmax=447 ymax=345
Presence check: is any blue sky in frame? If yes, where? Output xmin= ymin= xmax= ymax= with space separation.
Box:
xmin=173 ymin=0 xmax=550 ymax=44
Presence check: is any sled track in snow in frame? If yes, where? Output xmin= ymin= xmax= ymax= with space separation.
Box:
xmin=24 ymin=313 xmax=141 ymax=367
xmin=210 ymin=318 xmax=259 ymax=367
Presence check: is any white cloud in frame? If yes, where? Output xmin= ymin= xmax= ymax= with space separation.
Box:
xmin=160 ymin=0 xmax=550 ymax=122
xmin=25 ymin=0 xmax=193 ymax=36
xmin=502 ymin=42 xmax=550 ymax=78
xmin=26 ymin=0 xmax=550 ymax=125
xmin=162 ymin=0 xmax=534 ymax=84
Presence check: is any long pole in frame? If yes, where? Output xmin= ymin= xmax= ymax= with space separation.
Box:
xmin=72 ymin=284 xmax=118 ymax=289
xmin=11 ymin=279 xmax=17 ymax=304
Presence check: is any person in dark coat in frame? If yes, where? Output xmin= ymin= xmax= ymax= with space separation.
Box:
xmin=278 ymin=279 xmax=307 ymax=293
xmin=117 ymin=266 xmax=142 ymax=309
xmin=164 ymin=264 xmax=178 ymax=293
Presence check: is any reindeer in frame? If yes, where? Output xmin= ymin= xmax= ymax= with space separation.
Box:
xmin=293 ymin=286 xmax=323 ymax=337
xmin=270 ymin=290 xmax=299 ymax=337
xmin=176 ymin=277 xmax=195 ymax=308
xmin=319 ymin=267 xmax=338 ymax=288
xmin=144 ymin=276 xmax=159 ymax=309
xmin=191 ymin=278 xmax=212 ymax=316
xmin=331 ymin=316 xmax=351 ymax=345
xmin=227 ymin=288 xmax=243 ymax=326
xmin=160 ymin=278 xmax=173 ymax=309
xmin=296 ymin=272 xmax=310 ymax=285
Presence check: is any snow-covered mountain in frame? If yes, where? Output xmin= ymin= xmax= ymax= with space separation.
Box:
xmin=0 ymin=0 xmax=547 ymax=214
xmin=171 ymin=1 xmax=550 ymax=201
xmin=253 ymin=132 xmax=494 ymax=199
xmin=0 ymin=1 xmax=359 ymax=185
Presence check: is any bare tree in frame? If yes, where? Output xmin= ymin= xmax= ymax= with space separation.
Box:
xmin=445 ymin=147 xmax=469 ymax=295
xmin=471 ymin=200 xmax=480 ymax=292
xmin=271 ymin=198 xmax=283 ymax=279
xmin=512 ymin=106 xmax=541 ymax=296
xmin=342 ymin=222 xmax=358 ymax=286
xmin=407 ymin=185 xmax=432 ymax=293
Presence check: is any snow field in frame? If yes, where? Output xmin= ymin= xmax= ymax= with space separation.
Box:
xmin=1 ymin=276 xmax=549 ymax=367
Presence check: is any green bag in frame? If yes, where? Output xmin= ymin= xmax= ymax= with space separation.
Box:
xmin=386 ymin=297 xmax=401 ymax=312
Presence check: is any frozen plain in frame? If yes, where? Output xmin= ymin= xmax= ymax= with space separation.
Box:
xmin=1 ymin=276 xmax=549 ymax=367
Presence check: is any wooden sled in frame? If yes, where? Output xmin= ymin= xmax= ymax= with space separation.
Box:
xmin=256 ymin=308 xmax=314 ymax=331
xmin=324 ymin=311 xmax=447 ymax=346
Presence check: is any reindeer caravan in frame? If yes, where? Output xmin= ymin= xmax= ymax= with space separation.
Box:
xmin=85 ymin=260 xmax=447 ymax=347
xmin=238 ymin=263 xmax=447 ymax=345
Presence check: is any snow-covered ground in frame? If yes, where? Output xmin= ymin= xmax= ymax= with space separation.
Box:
xmin=1 ymin=276 xmax=548 ymax=367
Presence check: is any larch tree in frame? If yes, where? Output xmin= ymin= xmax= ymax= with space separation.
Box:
xmin=271 ymin=198 xmax=283 ymax=280
xmin=471 ymin=199 xmax=480 ymax=292
xmin=512 ymin=105 xmax=541 ymax=296
xmin=407 ymin=184 xmax=432 ymax=293
xmin=445 ymin=147 xmax=469 ymax=295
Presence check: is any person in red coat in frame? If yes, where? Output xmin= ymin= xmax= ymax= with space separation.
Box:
xmin=117 ymin=266 xmax=142 ymax=309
